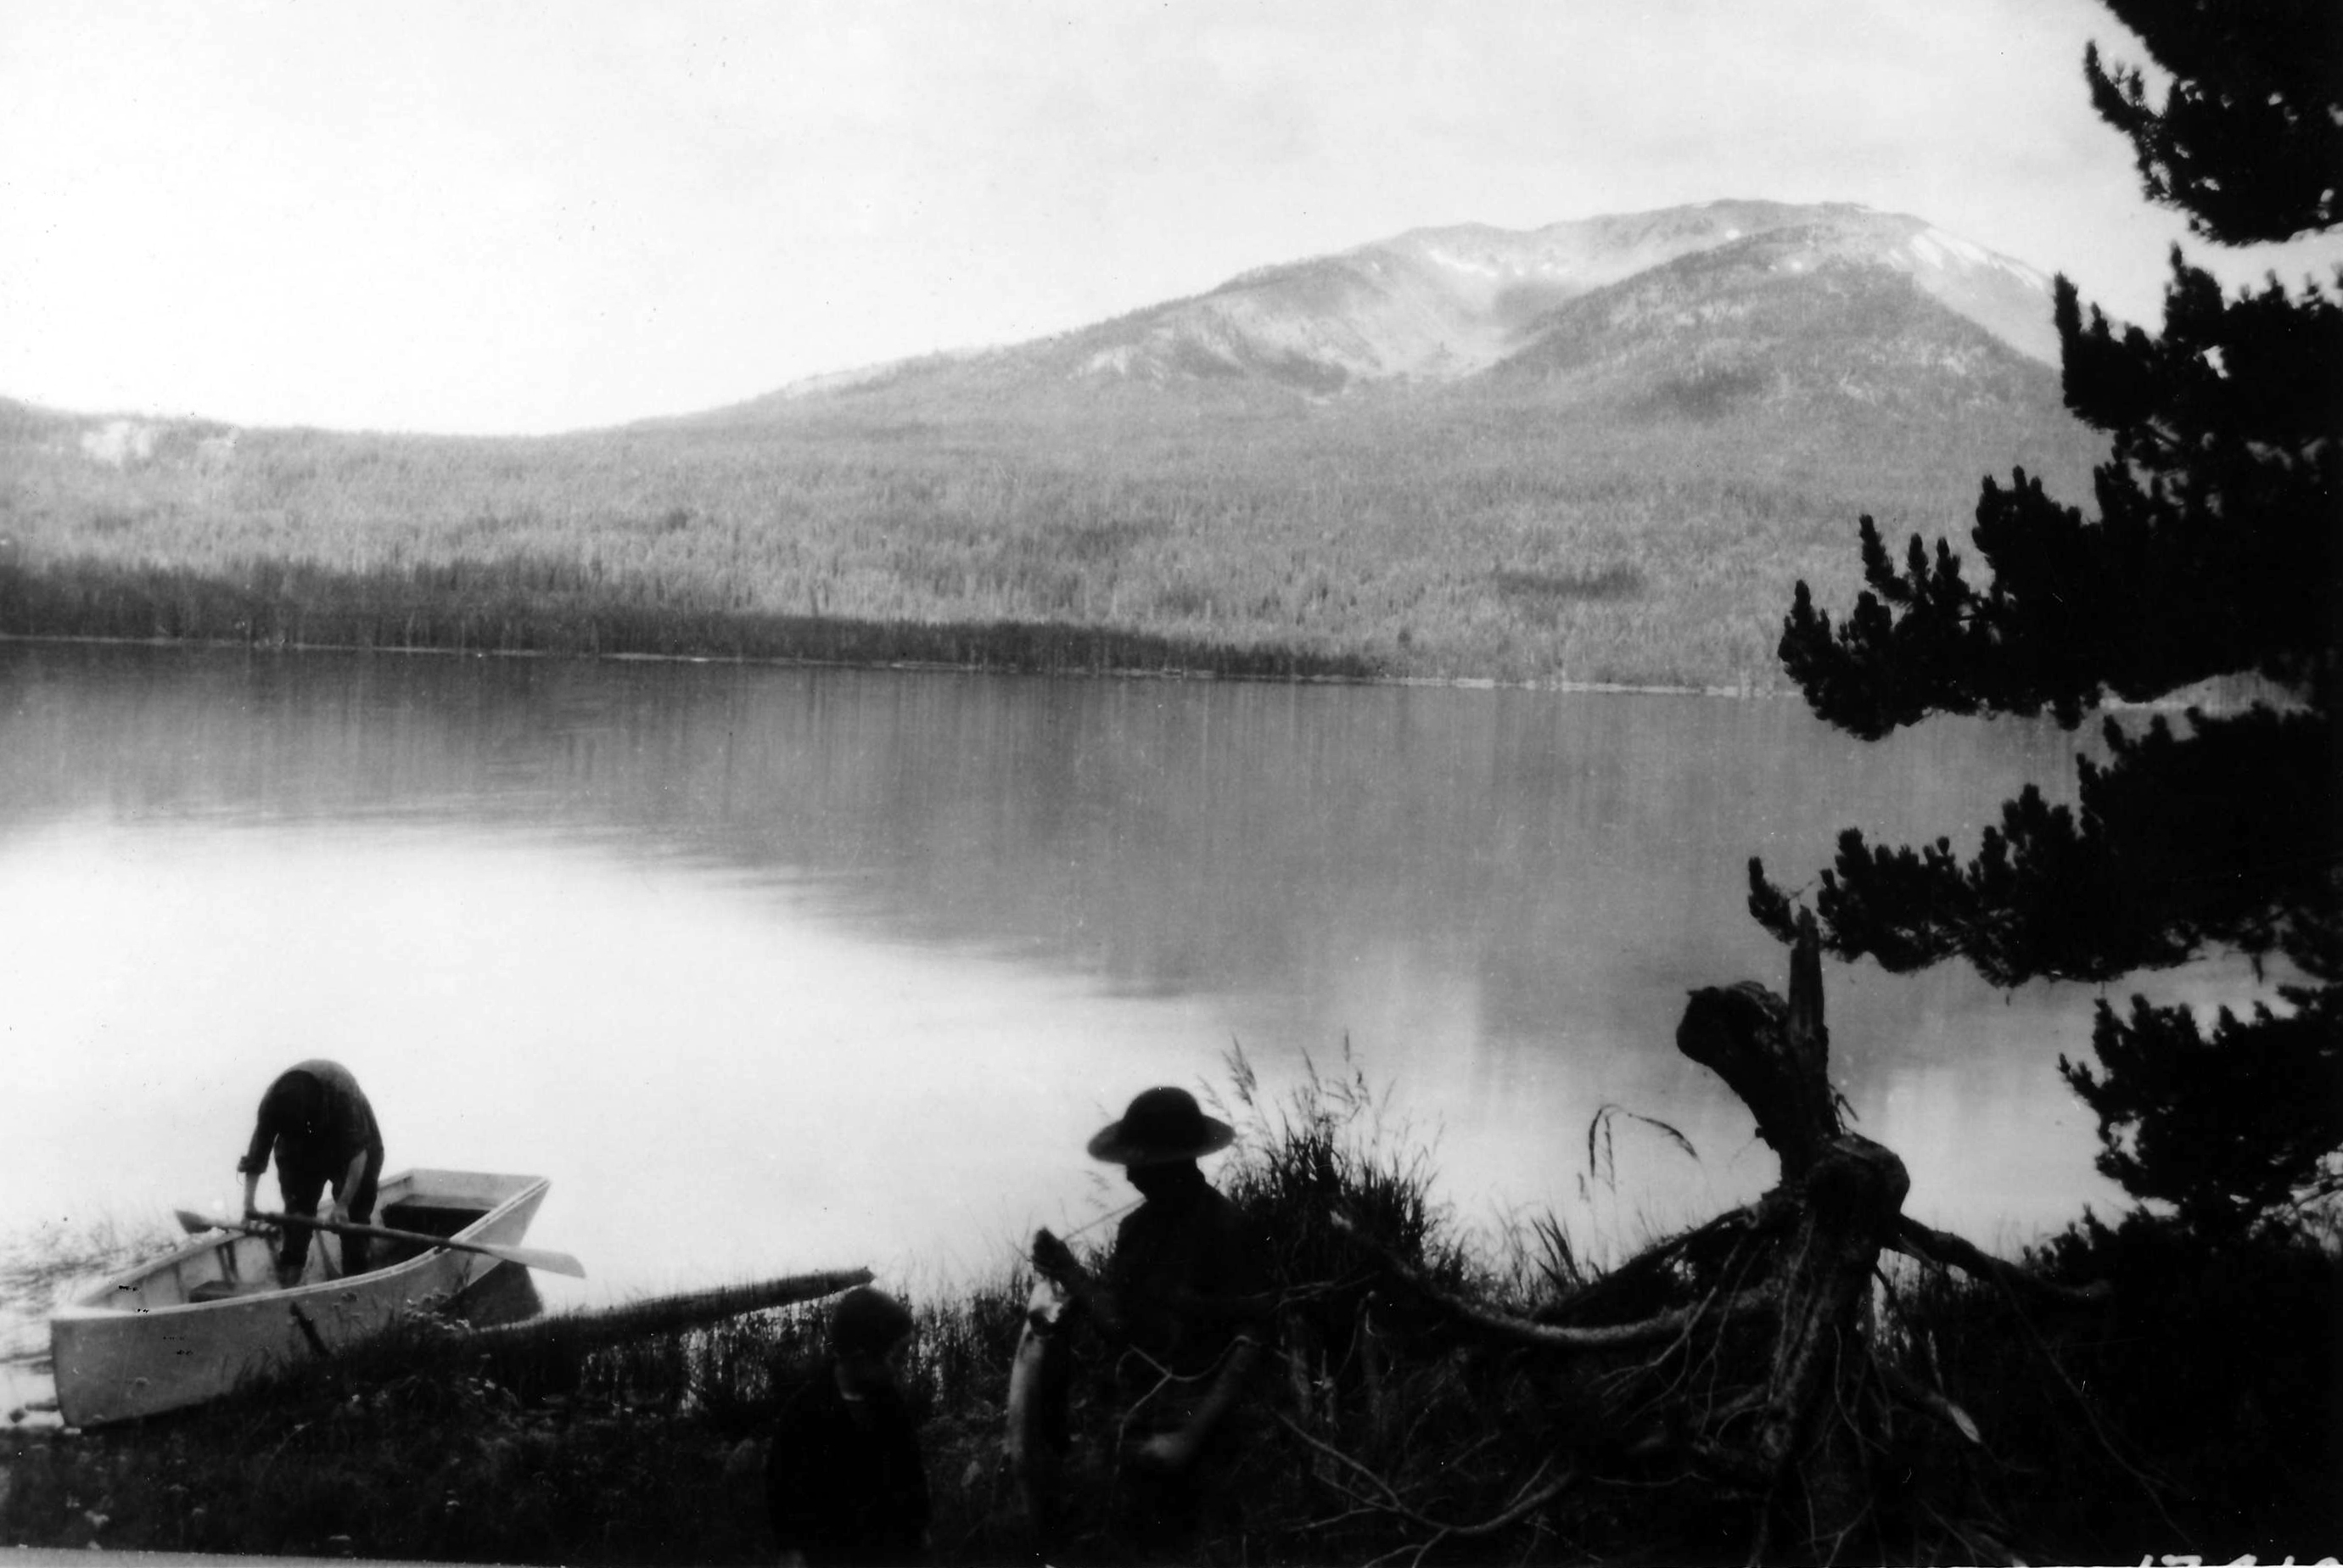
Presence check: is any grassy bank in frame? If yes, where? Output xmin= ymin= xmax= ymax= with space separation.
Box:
xmin=3 ymin=1064 xmax=2332 ymax=1565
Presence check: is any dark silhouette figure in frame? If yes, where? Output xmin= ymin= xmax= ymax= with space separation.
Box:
xmin=238 ymin=1059 xmax=384 ymax=1285
xmin=1036 ymin=1085 xmax=1274 ymax=1560
xmin=766 ymin=1285 xmax=931 ymax=1567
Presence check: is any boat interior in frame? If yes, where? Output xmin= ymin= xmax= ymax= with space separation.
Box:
xmin=80 ymin=1169 xmax=542 ymax=1311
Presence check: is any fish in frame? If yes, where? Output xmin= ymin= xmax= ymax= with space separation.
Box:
xmin=1004 ymin=1261 xmax=1074 ymax=1554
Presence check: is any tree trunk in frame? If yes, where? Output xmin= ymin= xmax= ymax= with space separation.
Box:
xmin=1675 ymin=909 xmax=1841 ymax=1182
xmin=1678 ymin=911 xmax=1911 ymax=1557
xmin=1754 ymin=1133 xmax=1909 ymax=1550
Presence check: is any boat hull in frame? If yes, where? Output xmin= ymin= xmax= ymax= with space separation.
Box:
xmin=49 ymin=1169 xmax=548 ymax=1427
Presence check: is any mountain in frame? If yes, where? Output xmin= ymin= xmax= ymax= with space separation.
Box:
xmin=3 ymin=200 xmax=2100 ymax=690
xmin=703 ymin=200 xmax=2057 ymax=418
xmin=1474 ymin=216 xmax=2062 ymax=421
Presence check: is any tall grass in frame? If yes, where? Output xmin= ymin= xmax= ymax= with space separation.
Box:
xmin=0 ymin=1212 xmax=182 ymax=1323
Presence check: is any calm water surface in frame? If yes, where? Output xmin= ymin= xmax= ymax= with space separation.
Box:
xmin=0 ymin=643 xmax=2254 ymax=1320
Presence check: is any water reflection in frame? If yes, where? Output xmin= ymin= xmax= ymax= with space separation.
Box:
xmin=0 ymin=644 xmax=2248 ymax=1307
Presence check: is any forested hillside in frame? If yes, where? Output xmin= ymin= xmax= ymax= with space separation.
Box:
xmin=0 ymin=204 xmax=2099 ymax=686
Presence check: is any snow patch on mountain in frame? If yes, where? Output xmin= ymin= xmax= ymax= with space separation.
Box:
xmin=1423 ymin=245 xmax=1505 ymax=280
xmin=1089 ymin=203 xmax=2063 ymax=389
xmin=1911 ymin=227 xmax=2050 ymax=292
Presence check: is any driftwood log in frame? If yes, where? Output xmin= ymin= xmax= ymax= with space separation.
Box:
xmin=447 ymin=1266 xmax=877 ymax=1408
xmin=1337 ymin=910 xmax=2091 ymax=1564
xmin=456 ymin=1266 xmax=875 ymax=1356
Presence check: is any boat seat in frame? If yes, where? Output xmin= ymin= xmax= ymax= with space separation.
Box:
xmin=188 ymin=1280 xmax=272 ymax=1302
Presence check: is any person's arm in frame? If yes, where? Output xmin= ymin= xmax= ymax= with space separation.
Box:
xmin=331 ymin=1149 xmax=368 ymax=1222
xmin=1134 ymin=1335 xmax=1262 ymax=1474
xmin=1136 ymin=1205 xmax=1275 ymax=1474
xmin=238 ymin=1110 xmax=277 ymax=1218
xmin=895 ymin=1402 xmax=933 ymax=1551
xmin=765 ymin=1390 xmax=822 ymax=1566
xmin=320 ymin=1084 xmax=373 ymax=1218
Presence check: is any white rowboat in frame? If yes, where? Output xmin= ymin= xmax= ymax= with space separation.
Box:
xmin=48 ymin=1168 xmax=550 ymax=1426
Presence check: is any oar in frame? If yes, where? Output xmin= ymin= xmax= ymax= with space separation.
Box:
xmin=175 ymin=1208 xmax=586 ymax=1280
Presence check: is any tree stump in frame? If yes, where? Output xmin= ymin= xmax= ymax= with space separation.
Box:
xmin=1675 ymin=908 xmax=1842 ymax=1184
xmin=1674 ymin=912 xmax=1913 ymax=1551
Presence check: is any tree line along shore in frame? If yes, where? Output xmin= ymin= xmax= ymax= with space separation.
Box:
xmin=0 ymin=363 xmax=2097 ymax=692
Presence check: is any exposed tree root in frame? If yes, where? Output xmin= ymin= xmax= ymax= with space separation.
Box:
xmin=1276 ymin=1412 xmax=1577 ymax=1549
xmin=1330 ymin=1206 xmax=1785 ymax=1353
xmin=1307 ymin=912 xmax=2110 ymax=1565
xmin=1892 ymin=1216 xmax=2109 ymax=1305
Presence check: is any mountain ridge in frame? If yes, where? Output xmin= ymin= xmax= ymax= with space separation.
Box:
xmin=699 ymin=199 xmax=2058 ymax=423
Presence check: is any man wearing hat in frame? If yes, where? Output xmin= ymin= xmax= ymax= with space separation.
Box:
xmin=766 ymin=1285 xmax=931 ymax=1566
xmin=1037 ymin=1085 xmax=1273 ymax=1553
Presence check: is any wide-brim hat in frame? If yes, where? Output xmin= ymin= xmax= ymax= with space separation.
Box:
xmin=1086 ymin=1086 xmax=1236 ymax=1167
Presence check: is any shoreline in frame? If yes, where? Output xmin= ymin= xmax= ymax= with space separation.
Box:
xmin=0 ymin=629 xmax=1759 ymax=699
xmin=3 ymin=1193 xmax=2331 ymax=1564
xmin=0 ymin=630 xmax=2267 ymax=714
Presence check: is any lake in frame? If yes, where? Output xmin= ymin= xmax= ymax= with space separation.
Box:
xmin=0 ymin=641 xmax=2251 ymax=1322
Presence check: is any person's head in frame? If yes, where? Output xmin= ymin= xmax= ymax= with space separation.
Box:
xmin=1086 ymin=1086 xmax=1235 ymax=1194
xmin=261 ymin=1071 xmax=327 ymax=1140
xmin=830 ymin=1285 xmax=915 ymax=1391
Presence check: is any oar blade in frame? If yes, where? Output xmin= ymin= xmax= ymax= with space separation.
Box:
xmin=483 ymin=1243 xmax=588 ymax=1280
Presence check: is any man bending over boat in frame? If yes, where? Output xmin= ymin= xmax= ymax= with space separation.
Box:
xmin=237 ymin=1059 xmax=385 ymax=1286
xmin=1033 ymin=1085 xmax=1274 ymax=1558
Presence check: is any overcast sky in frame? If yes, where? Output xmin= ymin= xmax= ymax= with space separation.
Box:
xmin=3 ymin=0 xmax=2335 ymax=435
